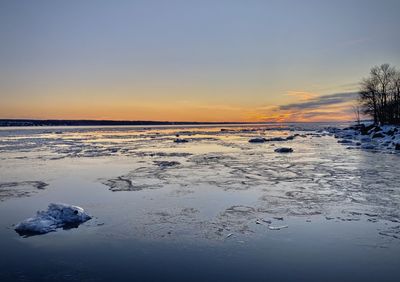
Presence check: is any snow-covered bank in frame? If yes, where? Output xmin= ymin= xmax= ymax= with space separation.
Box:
xmin=327 ymin=123 xmax=400 ymax=152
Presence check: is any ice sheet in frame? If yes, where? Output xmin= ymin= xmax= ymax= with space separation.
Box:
xmin=1 ymin=123 xmax=399 ymax=241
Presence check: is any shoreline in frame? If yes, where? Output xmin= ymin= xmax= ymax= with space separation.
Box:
xmin=0 ymin=119 xmax=356 ymax=128
xmin=0 ymin=119 xmax=250 ymax=127
xmin=329 ymin=123 xmax=400 ymax=152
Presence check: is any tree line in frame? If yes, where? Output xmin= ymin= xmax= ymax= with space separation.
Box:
xmin=359 ymin=64 xmax=400 ymax=125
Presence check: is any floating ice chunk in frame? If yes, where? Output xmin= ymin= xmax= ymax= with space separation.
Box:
xmin=265 ymin=137 xmax=286 ymax=142
xmin=360 ymin=137 xmax=372 ymax=142
xmin=154 ymin=161 xmax=180 ymax=168
xmin=268 ymin=225 xmax=288 ymax=230
xmin=274 ymin=147 xmax=293 ymax=153
xmin=379 ymin=226 xmax=400 ymax=239
xmin=0 ymin=181 xmax=48 ymax=202
xmin=361 ymin=144 xmax=375 ymax=150
xmin=372 ymin=132 xmax=385 ymax=139
xmin=338 ymin=139 xmax=353 ymax=144
xmin=174 ymin=138 xmax=189 ymax=143
xmin=103 ymin=176 xmax=135 ymax=191
xmin=364 ymin=213 xmax=378 ymax=217
xmin=15 ymin=203 xmax=92 ymax=236
xmin=15 ymin=215 xmax=58 ymax=234
xmin=40 ymin=203 xmax=91 ymax=224
xmin=248 ymin=137 xmax=266 ymax=143
xmin=225 ymin=233 xmax=234 ymax=239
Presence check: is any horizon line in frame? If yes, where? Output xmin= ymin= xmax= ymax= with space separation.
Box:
xmin=0 ymin=118 xmax=358 ymax=127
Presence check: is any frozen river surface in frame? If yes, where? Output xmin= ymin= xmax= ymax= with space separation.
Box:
xmin=0 ymin=123 xmax=399 ymax=281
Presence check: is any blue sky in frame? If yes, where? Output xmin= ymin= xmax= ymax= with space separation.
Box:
xmin=1 ymin=0 xmax=399 ymax=121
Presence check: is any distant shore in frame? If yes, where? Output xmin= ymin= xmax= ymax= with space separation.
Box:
xmin=0 ymin=119 xmax=254 ymax=127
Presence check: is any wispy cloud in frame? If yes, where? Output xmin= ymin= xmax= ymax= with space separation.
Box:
xmin=279 ymin=92 xmax=358 ymax=111
xmin=248 ymin=92 xmax=359 ymax=122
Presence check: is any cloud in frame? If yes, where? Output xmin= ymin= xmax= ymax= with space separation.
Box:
xmin=247 ymin=92 xmax=360 ymax=122
xmin=279 ymin=92 xmax=358 ymax=111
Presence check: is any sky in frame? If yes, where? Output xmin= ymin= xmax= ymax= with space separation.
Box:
xmin=1 ymin=0 xmax=400 ymax=122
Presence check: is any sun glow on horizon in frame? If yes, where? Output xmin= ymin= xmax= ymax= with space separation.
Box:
xmin=0 ymin=89 xmax=357 ymax=123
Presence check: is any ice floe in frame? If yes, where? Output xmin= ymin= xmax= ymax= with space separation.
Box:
xmin=274 ymin=147 xmax=293 ymax=153
xmin=2 ymin=123 xmax=400 ymax=241
xmin=0 ymin=181 xmax=48 ymax=202
xmin=265 ymin=137 xmax=288 ymax=142
xmin=14 ymin=203 xmax=92 ymax=236
xmin=174 ymin=138 xmax=189 ymax=143
xmin=248 ymin=137 xmax=266 ymax=143
xmin=153 ymin=161 xmax=181 ymax=168
xmin=268 ymin=225 xmax=288 ymax=230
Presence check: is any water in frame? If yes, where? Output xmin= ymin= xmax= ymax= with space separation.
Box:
xmin=0 ymin=123 xmax=399 ymax=281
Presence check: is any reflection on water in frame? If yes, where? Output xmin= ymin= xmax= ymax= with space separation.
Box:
xmin=0 ymin=123 xmax=399 ymax=281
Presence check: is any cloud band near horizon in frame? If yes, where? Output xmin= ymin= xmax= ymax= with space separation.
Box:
xmin=252 ymin=92 xmax=360 ymax=122
xmin=279 ymin=92 xmax=359 ymax=111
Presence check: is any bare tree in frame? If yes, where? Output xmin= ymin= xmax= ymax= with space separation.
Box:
xmin=359 ymin=64 xmax=399 ymax=125
xmin=390 ymin=71 xmax=400 ymax=123
xmin=359 ymin=76 xmax=379 ymax=124
xmin=352 ymin=104 xmax=361 ymax=125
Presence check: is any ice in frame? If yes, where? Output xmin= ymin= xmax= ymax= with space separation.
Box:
xmin=372 ymin=132 xmax=385 ymax=138
xmin=330 ymin=123 xmax=400 ymax=153
xmin=338 ymin=139 xmax=353 ymax=144
xmin=248 ymin=137 xmax=266 ymax=143
xmin=360 ymin=137 xmax=372 ymax=142
xmin=379 ymin=226 xmax=400 ymax=239
xmin=174 ymin=138 xmax=189 ymax=143
xmin=102 ymin=176 xmax=160 ymax=192
xmin=268 ymin=225 xmax=288 ymax=230
xmin=265 ymin=136 xmax=291 ymax=142
xmin=15 ymin=215 xmax=58 ymax=235
xmin=14 ymin=203 xmax=92 ymax=236
xmin=225 ymin=233 xmax=234 ymax=239
xmin=154 ymin=161 xmax=181 ymax=168
xmin=361 ymin=144 xmax=375 ymax=150
xmin=1 ymin=123 xmax=400 ymax=242
xmin=274 ymin=147 xmax=293 ymax=153
xmin=0 ymin=181 xmax=48 ymax=202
